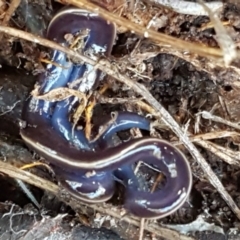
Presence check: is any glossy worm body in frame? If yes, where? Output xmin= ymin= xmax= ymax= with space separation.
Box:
xmin=20 ymin=7 xmax=192 ymax=219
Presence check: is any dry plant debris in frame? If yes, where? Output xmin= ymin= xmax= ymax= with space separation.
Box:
xmin=1 ymin=0 xmax=240 ymax=240
xmin=198 ymin=0 xmax=237 ymax=66
xmin=149 ymin=0 xmax=223 ymax=16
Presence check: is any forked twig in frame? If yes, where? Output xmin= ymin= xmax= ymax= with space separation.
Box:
xmin=200 ymin=111 xmax=240 ymax=131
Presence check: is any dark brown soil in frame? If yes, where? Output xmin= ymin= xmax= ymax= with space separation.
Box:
xmin=1 ymin=0 xmax=240 ymax=240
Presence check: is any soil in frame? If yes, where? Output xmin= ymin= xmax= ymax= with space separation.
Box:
xmin=0 ymin=0 xmax=240 ymax=240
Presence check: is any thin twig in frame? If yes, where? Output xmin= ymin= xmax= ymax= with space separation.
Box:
xmin=15 ymin=179 xmax=40 ymax=208
xmin=200 ymin=111 xmax=240 ymax=131
xmin=0 ymin=161 xmax=58 ymax=193
xmin=149 ymin=0 xmax=223 ymax=16
xmin=198 ymin=0 xmax=237 ymax=66
xmin=0 ymin=0 xmax=21 ymax=42
xmin=171 ymin=131 xmax=240 ymax=145
xmin=139 ymin=218 xmax=145 ymax=240
xmin=0 ymin=100 xmax=20 ymax=116
xmin=196 ymin=140 xmax=240 ymax=166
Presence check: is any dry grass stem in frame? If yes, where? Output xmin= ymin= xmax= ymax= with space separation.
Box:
xmin=198 ymin=0 xmax=237 ymax=66
xmin=196 ymin=140 xmax=240 ymax=166
xmin=172 ymin=131 xmax=240 ymax=145
xmin=149 ymin=0 xmax=223 ymax=16
xmin=0 ymin=161 xmax=59 ymax=193
xmin=200 ymin=111 xmax=240 ymax=131
xmin=139 ymin=218 xmax=145 ymax=240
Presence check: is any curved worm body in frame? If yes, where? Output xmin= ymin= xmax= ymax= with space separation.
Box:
xmin=20 ymin=7 xmax=192 ymax=219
